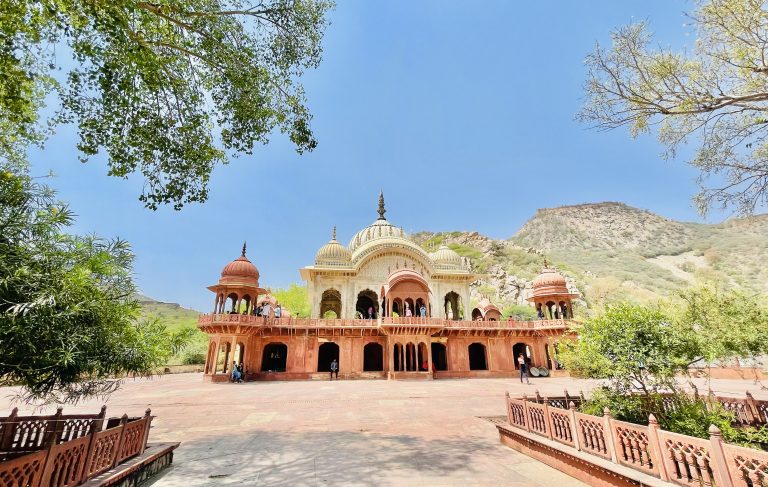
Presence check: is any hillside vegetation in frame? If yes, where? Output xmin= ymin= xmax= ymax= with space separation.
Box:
xmin=137 ymin=295 xmax=207 ymax=364
xmin=414 ymin=202 xmax=768 ymax=314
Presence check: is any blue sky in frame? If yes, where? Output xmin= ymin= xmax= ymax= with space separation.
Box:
xmin=30 ymin=0 xmax=716 ymax=311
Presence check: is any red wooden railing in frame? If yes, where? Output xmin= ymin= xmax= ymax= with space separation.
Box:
xmin=0 ymin=408 xmax=154 ymax=487
xmin=503 ymin=392 xmax=768 ymax=486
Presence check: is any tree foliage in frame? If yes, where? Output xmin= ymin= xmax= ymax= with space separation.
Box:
xmin=560 ymin=286 xmax=768 ymax=395
xmin=0 ymin=0 xmax=333 ymax=209
xmin=0 ymin=168 xmax=191 ymax=403
xmin=579 ymin=0 xmax=768 ymax=215
xmin=272 ymin=283 xmax=309 ymax=317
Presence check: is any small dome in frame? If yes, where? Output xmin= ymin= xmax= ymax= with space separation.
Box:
xmin=431 ymin=244 xmax=462 ymax=267
xmin=221 ymin=244 xmax=259 ymax=281
xmin=532 ymin=267 xmax=569 ymax=296
xmin=315 ymin=227 xmax=352 ymax=266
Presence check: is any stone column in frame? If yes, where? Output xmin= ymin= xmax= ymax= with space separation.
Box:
xmin=427 ymin=341 xmax=433 ymax=379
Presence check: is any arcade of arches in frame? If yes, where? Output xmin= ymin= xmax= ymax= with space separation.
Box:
xmin=199 ymin=194 xmax=577 ymax=381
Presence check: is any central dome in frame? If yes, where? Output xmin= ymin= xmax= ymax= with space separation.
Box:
xmin=348 ymin=219 xmax=408 ymax=252
xmin=348 ymin=191 xmax=411 ymax=253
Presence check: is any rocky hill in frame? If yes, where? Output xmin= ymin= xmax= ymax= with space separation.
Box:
xmin=413 ymin=202 xmax=768 ymax=315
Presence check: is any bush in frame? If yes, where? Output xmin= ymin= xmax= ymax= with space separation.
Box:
xmin=182 ymin=351 xmax=206 ymax=365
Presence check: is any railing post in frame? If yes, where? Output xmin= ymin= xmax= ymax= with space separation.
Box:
xmin=646 ymin=414 xmax=668 ymax=481
xmin=45 ymin=407 xmax=64 ymax=446
xmin=111 ymin=414 xmax=129 ymax=468
xmin=602 ymin=408 xmax=618 ymax=463
xmin=745 ymin=391 xmax=759 ymax=426
xmin=708 ymin=425 xmax=734 ymax=487
xmin=93 ymin=405 xmax=107 ymax=433
xmin=79 ymin=416 xmax=102 ymax=483
xmin=505 ymin=392 xmax=512 ymax=425
xmin=568 ymin=402 xmax=581 ymax=451
xmin=39 ymin=432 xmax=59 ymax=487
xmin=0 ymin=407 xmax=18 ymax=451
xmin=543 ymin=400 xmax=554 ymax=440
xmin=141 ymin=408 xmax=153 ymax=453
xmin=522 ymin=394 xmax=531 ymax=432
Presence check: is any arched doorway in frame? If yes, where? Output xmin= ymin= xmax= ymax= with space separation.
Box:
xmin=513 ymin=342 xmax=532 ymax=369
xmin=392 ymin=298 xmax=402 ymax=316
xmin=317 ymin=342 xmax=340 ymax=372
xmin=471 ymin=308 xmax=483 ymax=320
xmin=417 ymin=343 xmax=428 ymax=371
xmin=363 ymin=343 xmax=384 ymax=371
xmin=226 ymin=293 xmax=239 ymax=313
xmin=235 ymin=342 xmax=245 ymax=369
xmin=261 ymin=343 xmax=287 ymax=372
xmin=356 ymin=289 xmax=378 ymax=319
xmin=468 ymin=343 xmax=487 ymax=370
xmin=431 ymin=343 xmax=447 ymax=371
xmin=415 ymin=298 xmax=427 ymax=317
xmin=405 ymin=343 xmax=416 ymax=371
xmin=393 ymin=343 xmax=404 ymax=371
xmin=320 ymin=289 xmax=342 ymax=318
xmin=444 ymin=291 xmax=462 ymax=319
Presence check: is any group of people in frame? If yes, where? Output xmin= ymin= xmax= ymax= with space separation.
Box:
xmin=231 ymin=362 xmax=245 ymax=383
xmin=250 ymin=302 xmax=282 ymax=318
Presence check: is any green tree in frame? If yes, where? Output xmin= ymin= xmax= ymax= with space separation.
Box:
xmin=272 ymin=283 xmax=310 ymax=317
xmin=1 ymin=0 xmax=333 ymax=209
xmin=0 ymin=169 xmax=191 ymax=403
xmin=579 ymin=0 xmax=768 ymax=215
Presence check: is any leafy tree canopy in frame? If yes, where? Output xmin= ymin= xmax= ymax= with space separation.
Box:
xmin=559 ymin=286 xmax=768 ymax=395
xmin=1 ymin=0 xmax=333 ymax=209
xmin=0 ymin=168 xmax=191 ymax=404
xmin=272 ymin=283 xmax=309 ymax=317
xmin=579 ymin=0 xmax=768 ymax=215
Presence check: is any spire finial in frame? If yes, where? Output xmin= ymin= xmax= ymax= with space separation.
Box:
xmin=242 ymin=241 xmax=247 ymax=257
xmin=332 ymin=225 xmax=337 ymax=241
xmin=377 ymin=190 xmax=386 ymax=220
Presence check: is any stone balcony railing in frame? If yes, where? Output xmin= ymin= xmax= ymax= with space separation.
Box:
xmin=198 ymin=313 xmax=572 ymax=331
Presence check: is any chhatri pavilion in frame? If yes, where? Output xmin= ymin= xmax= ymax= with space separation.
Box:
xmin=198 ymin=193 xmax=577 ymax=381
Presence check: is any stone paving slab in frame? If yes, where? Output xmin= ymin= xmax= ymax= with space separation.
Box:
xmin=2 ymin=374 xmax=765 ymax=486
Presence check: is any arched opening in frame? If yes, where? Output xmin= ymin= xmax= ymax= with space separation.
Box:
xmin=471 ymin=308 xmax=483 ymax=320
xmin=320 ymin=289 xmax=342 ymax=318
xmin=392 ymin=298 xmax=402 ymax=316
xmin=417 ymin=343 xmax=428 ymax=371
xmin=431 ymin=343 xmax=447 ymax=371
xmin=468 ymin=343 xmax=487 ymax=370
xmin=218 ymin=342 xmax=232 ymax=373
xmin=536 ymin=302 xmax=545 ymax=320
xmin=227 ymin=293 xmax=239 ymax=313
xmin=415 ymin=298 xmax=427 ymax=317
xmin=404 ymin=343 xmax=414 ymax=371
xmin=513 ymin=342 xmax=532 ymax=370
xmin=235 ymin=342 xmax=245 ymax=370
xmin=261 ymin=343 xmax=287 ymax=372
xmin=559 ymin=300 xmax=570 ymax=319
xmin=241 ymin=294 xmax=252 ymax=315
xmin=356 ymin=289 xmax=378 ymax=319
xmin=317 ymin=342 xmax=340 ymax=372
xmin=363 ymin=342 xmax=384 ymax=371
xmin=205 ymin=342 xmax=216 ymax=374
xmin=546 ymin=301 xmax=557 ymax=319
xmin=402 ymin=298 xmax=414 ymax=317
xmin=393 ymin=343 xmax=404 ymax=371
xmin=444 ymin=292 xmax=462 ymax=319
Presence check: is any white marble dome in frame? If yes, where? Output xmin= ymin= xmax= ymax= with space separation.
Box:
xmin=315 ymin=228 xmax=352 ymax=266
xmin=430 ymin=244 xmax=462 ymax=268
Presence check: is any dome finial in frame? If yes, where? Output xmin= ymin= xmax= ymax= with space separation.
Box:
xmin=242 ymin=241 xmax=247 ymax=257
xmin=332 ymin=225 xmax=337 ymax=241
xmin=377 ymin=190 xmax=386 ymax=220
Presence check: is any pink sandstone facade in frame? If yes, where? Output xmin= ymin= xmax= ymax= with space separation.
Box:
xmin=197 ymin=194 xmax=578 ymax=382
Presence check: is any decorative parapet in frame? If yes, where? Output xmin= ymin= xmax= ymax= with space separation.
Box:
xmin=499 ymin=392 xmax=768 ymax=486
xmin=197 ymin=314 xmax=573 ymax=333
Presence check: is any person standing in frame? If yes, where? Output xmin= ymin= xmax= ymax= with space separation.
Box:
xmin=419 ymin=304 xmax=427 ymax=317
xmin=330 ymin=358 xmax=339 ymax=380
xmin=274 ymin=304 xmax=282 ymax=319
xmin=518 ymin=354 xmax=530 ymax=384
xmin=261 ymin=302 xmax=272 ymax=320
xmin=405 ymin=303 xmax=412 ymax=317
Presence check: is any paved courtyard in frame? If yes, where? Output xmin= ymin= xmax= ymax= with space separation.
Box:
xmin=2 ymin=374 xmax=765 ymax=486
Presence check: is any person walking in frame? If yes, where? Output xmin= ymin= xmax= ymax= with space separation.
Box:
xmin=330 ymin=358 xmax=339 ymax=380
xmin=518 ymin=354 xmax=530 ymax=384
